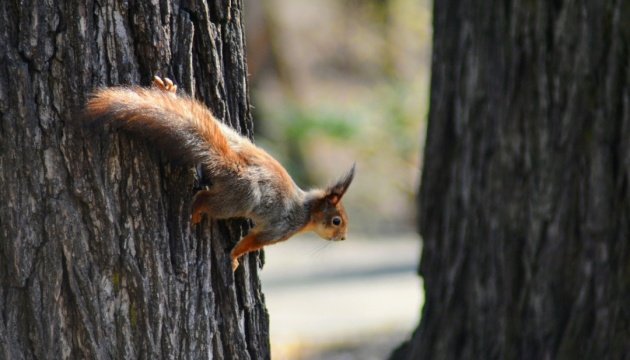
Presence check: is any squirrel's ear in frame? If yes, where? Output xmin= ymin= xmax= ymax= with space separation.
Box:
xmin=325 ymin=163 xmax=356 ymax=205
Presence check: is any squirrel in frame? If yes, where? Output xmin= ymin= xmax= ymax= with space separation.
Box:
xmin=85 ymin=76 xmax=355 ymax=271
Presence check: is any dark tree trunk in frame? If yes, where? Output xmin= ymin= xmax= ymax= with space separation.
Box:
xmin=0 ymin=1 xmax=269 ymax=359
xmin=394 ymin=1 xmax=630 ymax=359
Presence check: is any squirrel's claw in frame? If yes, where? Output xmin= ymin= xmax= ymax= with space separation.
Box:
xmin=164 ymin=78 xmax=177 ymax=93
xmin=152 ymin=75 xmax=165 ymax=88
xmin=153 ymin=75 xmax=178 ymax=94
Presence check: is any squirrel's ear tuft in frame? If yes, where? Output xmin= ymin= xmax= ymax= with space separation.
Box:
xmin=325 ymin=163 xmax=356 ymax=205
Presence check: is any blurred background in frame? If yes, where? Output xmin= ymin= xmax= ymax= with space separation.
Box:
xmin=243 ymin=0 xmax=432 ymax=358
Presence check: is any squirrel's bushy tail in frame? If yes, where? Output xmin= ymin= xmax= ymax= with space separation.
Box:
xmin=85 ymin=87 xmax=243 ymax=174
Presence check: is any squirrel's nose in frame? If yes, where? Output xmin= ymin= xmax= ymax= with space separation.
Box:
xmin=340 ymin=236 xmax=346 ymax=240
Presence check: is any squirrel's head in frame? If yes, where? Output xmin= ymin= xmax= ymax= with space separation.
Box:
xmin=307 ymin=164 xmax=356 ymax=241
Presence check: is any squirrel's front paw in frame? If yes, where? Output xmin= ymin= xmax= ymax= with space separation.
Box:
xmin=153 ymin=76 xmax=178 ymax=94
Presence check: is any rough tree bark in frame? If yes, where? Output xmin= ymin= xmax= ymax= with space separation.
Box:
xmin=394 ymin=1 xmax=629 ymax=359
xmin=0 ymin=0 xmax=269 ymax=359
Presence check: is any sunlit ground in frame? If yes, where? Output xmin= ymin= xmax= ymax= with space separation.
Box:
xmin=260 ymin=234 xmax=423 ymax=359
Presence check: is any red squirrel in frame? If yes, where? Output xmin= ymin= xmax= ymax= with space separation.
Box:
xmin=85 ymin=76 xmax=355 ymax=271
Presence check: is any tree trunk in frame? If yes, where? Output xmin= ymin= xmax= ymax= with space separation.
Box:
xmin=394 ymin=1 xmax=630 ymax=359
xmin=0 ymin=1 xmax=269 ymax=359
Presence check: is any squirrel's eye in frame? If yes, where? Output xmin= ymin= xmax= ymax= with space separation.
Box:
xmin=331 ymin=216 xmax=342 ymax=226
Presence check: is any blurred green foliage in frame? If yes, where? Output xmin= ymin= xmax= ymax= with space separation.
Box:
xmin=282 ymin=106 xmax=355 ymax=141
xmin=246 ymin=0 xmax=431 ymax=233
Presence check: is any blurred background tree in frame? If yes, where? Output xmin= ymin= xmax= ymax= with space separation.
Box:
xmin=393 ymin=0 xmax=630 ymax=359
